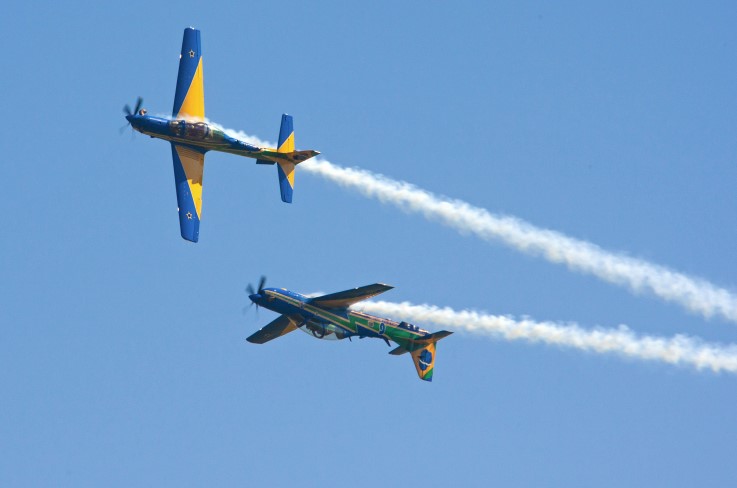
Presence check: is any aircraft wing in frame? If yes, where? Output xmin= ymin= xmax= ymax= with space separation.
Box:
xmin=173 ymin=27 xmax=204 ymax=120
xmin=310 ymin=283 xmax=394 ymax=309
xmin=171 ymin=143 xmax=205 ymax=242
xmin=247 ymin=314 xmax=301 ymax=344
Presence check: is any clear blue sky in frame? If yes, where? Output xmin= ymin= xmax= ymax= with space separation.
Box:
xmin=2 ymin=1 xmax=737 ymax=486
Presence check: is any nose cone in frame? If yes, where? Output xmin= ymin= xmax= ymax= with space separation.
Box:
xmin=125 ymin=114 xmax=134 ymax=123
xmin=249 ymin=293 xmax=261 ymax=303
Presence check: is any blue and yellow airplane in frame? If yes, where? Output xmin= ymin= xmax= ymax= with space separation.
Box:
xmin=124 ymin=27 xmax=319 ymax=242
xmin=246 ymin=279 xmax=453 ymax=382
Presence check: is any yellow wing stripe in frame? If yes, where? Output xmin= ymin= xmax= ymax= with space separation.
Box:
xmin=177 ymin=57 xmax=205 ymax=120
xmin=175 ymin=145 xmax=205 ymax=218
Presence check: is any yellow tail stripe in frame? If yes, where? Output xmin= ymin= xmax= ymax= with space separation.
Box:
xmin=277 ymin=132 xmax=295 ymax=153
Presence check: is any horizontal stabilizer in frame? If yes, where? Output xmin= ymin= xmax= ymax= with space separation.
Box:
xmin=426 ymin=330 xmax=453 ymax=342
xmin=256 ymin=159 xmax=275 ymax=165
xmin=397 ymin=330 xmax=454 ymax=351
xmin=389 ymin=345 xmax=409 ymax=356
xmin=277 ymin=161 xmax=295 ymax=203
xmin=277 ymin=114 xmax=295 ymax=153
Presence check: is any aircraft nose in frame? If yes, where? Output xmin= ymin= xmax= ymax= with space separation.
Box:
xmin=249 ymin=293 xmax=261 ymax=303
xmin=125 ymin=114 xmax=133 ymax=123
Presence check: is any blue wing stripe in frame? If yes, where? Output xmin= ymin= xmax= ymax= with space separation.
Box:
xmin=171 ymin=143 xmax=202 ymax=242
xmin=172 ymin=28 xmax=202 ymax=117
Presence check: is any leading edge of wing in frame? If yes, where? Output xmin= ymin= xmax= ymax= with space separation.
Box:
xmin=310 ymin=283 xmax=394 ymax=309
xmin=247 ymin=314 xmax=302 ymax=344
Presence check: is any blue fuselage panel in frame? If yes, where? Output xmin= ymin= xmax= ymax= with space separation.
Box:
xmin=128 ymin=114 xmax=264 ymax=157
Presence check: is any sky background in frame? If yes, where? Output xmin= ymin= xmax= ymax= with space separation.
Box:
xmin=2 ymin=1 xmax=737 ymax=486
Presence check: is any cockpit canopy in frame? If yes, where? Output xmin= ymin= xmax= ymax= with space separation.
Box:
xmin=169 ymin=119 xmax=211 ymax=140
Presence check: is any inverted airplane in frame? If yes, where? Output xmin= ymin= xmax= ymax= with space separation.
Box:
xmin=124 ymin=27 xmax=319 ymax=242
xmin=246 ymin=279 xmax=453 ymax=382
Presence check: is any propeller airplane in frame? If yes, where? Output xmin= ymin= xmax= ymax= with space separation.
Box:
xmin=246 ymin=279 xmax=453 ymax=382
xmin=124 ymin=28 xmax=320 ymax=242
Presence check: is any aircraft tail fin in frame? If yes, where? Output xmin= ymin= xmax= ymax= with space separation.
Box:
xmin=273 ymin=114 xmax=320 ymax=203
xmin=399 ymin=330 xmax=453 ymax=382
xmin=411 ymin=343 xmax=438 ymax=382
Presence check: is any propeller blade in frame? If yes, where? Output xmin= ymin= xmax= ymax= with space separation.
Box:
xmin=124 ymin=104 xmax=132 ymax=116
xmin=246 ymin=284 xmax=255 ymax=295
xmin=133 ymin=97 xmax=143 ymax=115
xmin=257 ymin=276 xmax=266 ymax=293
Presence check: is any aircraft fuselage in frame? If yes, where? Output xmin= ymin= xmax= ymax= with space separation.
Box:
xmin=126 ymin=113 xmax=295 ymax=163
xmin=251 ymin=288 xmax=431 ymax=343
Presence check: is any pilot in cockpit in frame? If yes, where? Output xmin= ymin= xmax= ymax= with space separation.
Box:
xmin=138 ymin=109 xmax=147 ymax=116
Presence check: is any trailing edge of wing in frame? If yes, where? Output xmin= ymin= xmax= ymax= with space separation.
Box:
xmin=310 ymin=283 xmax=394 ymax=309
xmin=247 ymin=314 xmax=301 ymax=344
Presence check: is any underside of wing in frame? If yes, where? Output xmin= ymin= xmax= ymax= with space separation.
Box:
xmin=247 ymin=314 xmax=302 ymax=344
xmin=309 ymin=283 xmax=394 ymax=309
xmin=171 ymin=143 xmax=205 ymax=242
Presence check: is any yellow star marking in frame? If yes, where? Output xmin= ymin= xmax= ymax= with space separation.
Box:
xmin=186 ymin=212 xmax=193 ymax=220
xmin=189 ymin=50 xmax=195 ymax=58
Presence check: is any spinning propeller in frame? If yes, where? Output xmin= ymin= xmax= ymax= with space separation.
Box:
xmin=120 ymin=97 xmax=144 ymax=134
xmin=244 ymin=276 xmax=267 ymax=314
xmin=246 ymin=275 xmax=267 ymax=297
xmin=123 ymin=97 xmax=144 ymax=117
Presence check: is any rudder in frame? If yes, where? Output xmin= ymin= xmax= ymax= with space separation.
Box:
xmin=407 ymin=330 xmax=452 ymax=382
xmin=411 ymin=343 xmax=437 ymax=382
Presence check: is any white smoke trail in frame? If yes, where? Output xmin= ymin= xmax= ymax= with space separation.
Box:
xmin=301 ymin=158 xmax=737 ymax=323
xmin=206 ymin=120 xmax=273 ymax=148
xmin=204 ymin=123 xmax=737 ymax=323
xmin=355 ymin=300 xmax=737 ymax=374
